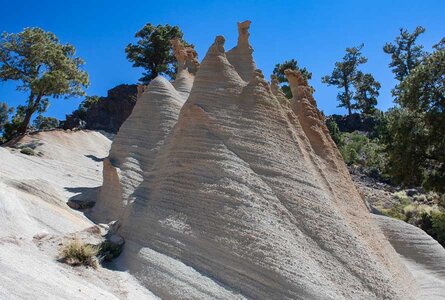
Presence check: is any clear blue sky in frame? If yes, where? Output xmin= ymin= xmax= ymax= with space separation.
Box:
xmin=1 ymin=0 xmax=444 ymax=120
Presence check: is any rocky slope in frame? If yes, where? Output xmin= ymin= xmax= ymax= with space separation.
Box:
xmin=0 ymin=131 xmax=156 ymax=299
xmin=92 ymin=21 xmax=432 ymax=299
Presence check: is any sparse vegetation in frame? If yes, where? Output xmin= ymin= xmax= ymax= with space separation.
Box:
xmin=59 ymin=239 xmax=99 ymax=269
xmin=334 ymin=131 xmax=387 ymax=180
xmin=20 ymin=147 xmax=36 ymax=156
xmin=381 ymin=197 xmax=445 ymax=247
xmin=97 ymin=240 xmax=124 ymax=262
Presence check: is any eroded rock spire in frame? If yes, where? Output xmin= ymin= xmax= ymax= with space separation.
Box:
xmin=170 ymin=38 xmax=199 ymax=74
xmin=226 ymin=20 xmax=257 ymax=82
xmin=237 ymin=20 xmax=252 ymax=47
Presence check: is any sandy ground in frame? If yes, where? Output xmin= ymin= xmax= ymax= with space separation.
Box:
xmin=0 ymin=130 xmax=157 ymax=299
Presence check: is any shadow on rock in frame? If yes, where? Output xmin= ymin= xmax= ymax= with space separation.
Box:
xmin=85 ymin=154 xmax=105 ymax=162
xmin=66 ymin=186 xmax=101 ymax=211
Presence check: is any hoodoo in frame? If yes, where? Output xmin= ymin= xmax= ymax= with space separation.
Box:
xmin=94 ymin=40 xmax=198 ymax=222
xmin=96 ymin=21 xmax=417 ymax=299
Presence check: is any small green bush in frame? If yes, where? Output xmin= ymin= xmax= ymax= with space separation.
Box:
xmin=326 ymin=118 xmax=343 ymax=146
xmin=338 ymin=131 xmax=387 ymax=179
xmin=20 ymin=147 xmax=35 ymax=156
xmin=59 ymin=239 xmax=99 ymax=268
xmin=382 ymin=199 xmax=445 ymax=247
xmin=98 ymin=240 xmax=123 ymax=262
xmin=431 ymin=211 xmax=445 ymax=247
xmin=393 ymin=191 xmax=411 ymax=205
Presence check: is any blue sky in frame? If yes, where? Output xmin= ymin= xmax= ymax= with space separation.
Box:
xmin=1 ymin=0 xmax=444 ymax=120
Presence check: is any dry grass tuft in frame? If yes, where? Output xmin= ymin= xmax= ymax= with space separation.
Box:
xmin=59 ymin=239 xmax=99 ymax=269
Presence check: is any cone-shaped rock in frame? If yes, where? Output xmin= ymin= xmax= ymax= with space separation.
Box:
xmin=226 ymin=20 xmax=257 ymax=82
xmin=107 ymin=27 xmax=416 ymax=299
xmin=94 ymin=76 xmax=190 ymax=222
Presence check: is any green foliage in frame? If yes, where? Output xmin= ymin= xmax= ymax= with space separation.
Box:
xmin=33 ymin=115 xmax=59 ymax=130
xmin=380 ymin=194 xmax=445 ymax=247
xmin=0 ymin=102 xmax=14 ymax=142
xmin=20 ymin=147 xmax=36 ymax=156
xmin=75 ymin=96 xmax=101 ymax=119
xmin=322 ymin=44 xmax=380 ymax=115
xmin=326 ymin=118 xmax=343 ymax=146
xmin=433 ymin=38 xmax=445 ymax=51
xmin=383 ymin=26 xmax=426 ymax=97
xmin=393 ymin=191 xmax=411 ymax=204
xmin=384 ymin=108 xmax=428 ymax=187
xmin=59 ymin=239 xmax=99 ymax=269
xmin=339 ymin=131 xmax=387 ymax=178
xmin=384 ymin=44 xmax=444 ymax=192
xmin=431 ymin=211 xmax=445 ymax=247
xmin=0 ymin=27 xmax=89 ymax=135
xmin=2 ymin=105 xmax=26 ymax=141
xmin=272 ymin=59 xmax=312 ymax=98
xmin=97 ymin=240 xmax=123 ymax=262
xmin=368 ymin=110 xmax=389 ymax=140
xmin=125 ymin=24 xmax=191 ymax=84
xmin=353 ymin=72 xmax=381 ymax=115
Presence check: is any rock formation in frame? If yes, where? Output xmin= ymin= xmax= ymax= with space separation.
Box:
xmin=95 ymin=21 xmax=419 ymax=299
xmin=93 ymin=42 xmax=198 ymax=222
xmin=63 ymin=84 xmax=138 ymax=133
xmin=226 ymin=20 xmax=256 ymax=82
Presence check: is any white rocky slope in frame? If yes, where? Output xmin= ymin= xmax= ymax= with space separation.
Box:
xmin=0 ymin=131 xmax=156 ymax=299
xmin=92 ymin=21 xmax=445 ymax=299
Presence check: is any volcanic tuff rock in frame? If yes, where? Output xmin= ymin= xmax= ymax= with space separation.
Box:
xmin=94 ymin=39 xmax=197 ymax=222
xmin=95 ymin=21 xmax=419 ymax=299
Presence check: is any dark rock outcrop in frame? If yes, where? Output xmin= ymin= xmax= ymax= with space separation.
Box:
xmin=63 ymin=84 xmax=137 ymax=133
xmin=328 ymin=113 xmax=377 ymax=133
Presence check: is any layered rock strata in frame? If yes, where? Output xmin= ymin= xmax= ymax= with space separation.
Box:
xmin=93 ymin=40 xmax=197 ymax=222
xmin=96 ymin=21 xmax=417 ymax=299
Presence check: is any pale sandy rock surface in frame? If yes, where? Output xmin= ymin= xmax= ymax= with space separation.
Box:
xmin=0 ymin=130 xmax=157 ymax=299
xmin=94 ymin=40 xmax=197 ymax=222
xmin=375 ymin=215 xmax=445 ymax=299
xmin=93 ymin=22 xmax=438 ymax=299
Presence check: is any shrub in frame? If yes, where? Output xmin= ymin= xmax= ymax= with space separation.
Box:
xmin=431 ymin=211 xmax=445 ymax=247
xmin=97 ymin=240 xmax=123 ymax=262
xmin=33 ymin=115 xmax=59 ymax=130
xmin=382 ymin=198 xmax=445 ymax=247
xmin=59 ymin=239 xmax=99 ymax=268
xmin=326 ymin=118 xmax=343 ymax=146
xmin=20 ymin=147 xmax=35 ymax=156
xmin=393 ymin=191 xmax=411 ymax=205
xmin=338 ymin=131 xmax=387 ymax=179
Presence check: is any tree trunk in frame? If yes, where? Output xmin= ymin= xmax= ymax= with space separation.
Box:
xmin=18 ymin=110 xmax=33 ymax=134
xmin=345 ymin=82 xmax=352 ymax=116
xmin=18 ymin=93 xmax=42 ymax=135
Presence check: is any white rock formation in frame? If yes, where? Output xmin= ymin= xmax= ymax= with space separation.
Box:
xmin=0 ymin=131 xmax=156 ymax=299
xmin=95 ymin=22 xmax=427 ymax=299
xmin=94 ymin=40 xmax=198 ymax=222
